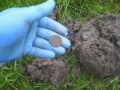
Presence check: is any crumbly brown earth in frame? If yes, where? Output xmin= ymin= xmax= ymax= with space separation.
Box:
xmin=75 ymin=13 xmax=120 ymax=78
xmin=63 ymin=18 xmax=83 ymax=43
xmin=63 ymin=18 xmax=83 ymax=53
xmin=19 ymin=57 xmax=68 ymax=86
xmin=31 ymin=59 xmax=68 ymax=85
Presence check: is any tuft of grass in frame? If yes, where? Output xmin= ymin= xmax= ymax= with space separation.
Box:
xmin=0 ymin=0 xmax=120 ymax=90
xmin=0 ymin=0 xmax=44 ymax=10
xmin=57 ymin=0 xmax=120 ymax=22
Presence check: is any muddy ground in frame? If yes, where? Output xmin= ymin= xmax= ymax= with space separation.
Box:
xmin=19 ymin=8 xmax=120 ymax=85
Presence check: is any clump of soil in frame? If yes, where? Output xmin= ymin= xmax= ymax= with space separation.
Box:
xmin=63 ymin=18 xmax=83 ymax=43
xmin=63 ymin=18 xmax=83 ymax=53
xmin=75 ymin=13 xmax=120 ymax=78
xmin=19 ymin=58 xmax=68 ymax=86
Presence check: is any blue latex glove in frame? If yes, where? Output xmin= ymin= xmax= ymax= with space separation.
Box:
xmin=0 ymin=0 xmax=71 ymax=63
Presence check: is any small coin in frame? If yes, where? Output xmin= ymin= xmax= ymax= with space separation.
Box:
xmin=49 ymin=35 xmax=62 ymax=47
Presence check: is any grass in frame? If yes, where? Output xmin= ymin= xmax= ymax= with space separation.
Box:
xmin=0 ymin=0 xmax=120 ymax=90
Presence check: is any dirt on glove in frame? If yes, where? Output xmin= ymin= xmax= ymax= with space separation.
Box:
xmin=75 ymin=13 xmax=120 ymax=78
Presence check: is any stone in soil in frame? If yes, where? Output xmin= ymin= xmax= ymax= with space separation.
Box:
xmin=75 ymin=13 xmax=120 ymax=78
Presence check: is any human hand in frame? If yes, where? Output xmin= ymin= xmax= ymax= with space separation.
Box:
xmin=0 ymin=0 xmax=71 ymax=63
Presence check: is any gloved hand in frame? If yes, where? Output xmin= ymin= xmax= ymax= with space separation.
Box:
xmin=0 ymin=0 xmax=71 ymax=63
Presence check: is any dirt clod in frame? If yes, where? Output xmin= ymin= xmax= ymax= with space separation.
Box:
xmin=75 ymin=13 xmax=120 ymax=78
xmin=63 ymin=18 xmax=83 ymax=44
xmin=20 ymin=58 xmax=68 ymax=86
xmin=63 ymin=18 xmax=83 ymax=53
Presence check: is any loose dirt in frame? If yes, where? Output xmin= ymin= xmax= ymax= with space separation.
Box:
xmin=75 ymin=13 xmax=120 ymax=78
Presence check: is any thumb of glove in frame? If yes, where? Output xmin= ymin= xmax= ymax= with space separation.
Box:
xmin=22 ymin=0 xmax=55 ymax=22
